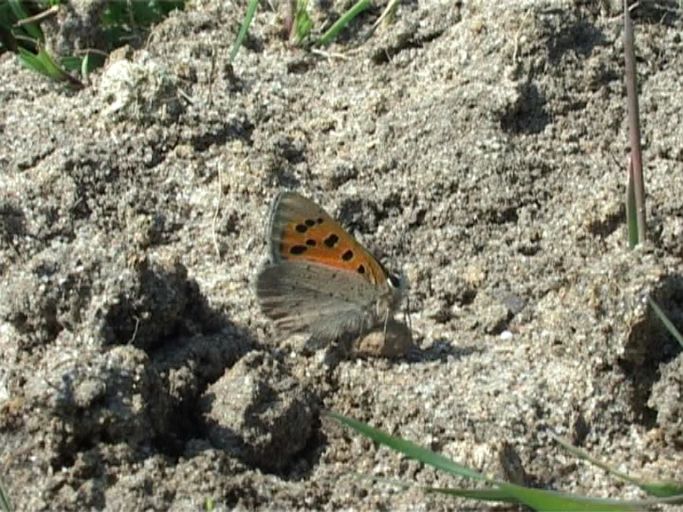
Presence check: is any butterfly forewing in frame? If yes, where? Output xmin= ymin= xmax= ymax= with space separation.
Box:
xmin=266 ymin=192 xmax=388 ymax=286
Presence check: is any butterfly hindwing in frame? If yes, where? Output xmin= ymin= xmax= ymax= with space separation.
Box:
xmin=256 ymin=261 xmax=379 ymax=340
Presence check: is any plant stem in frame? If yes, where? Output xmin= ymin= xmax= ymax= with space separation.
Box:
xmin=318 ymin=0 xmax=371 ymax=46
xmin=623 ymin=0 xmax=646 ymax=244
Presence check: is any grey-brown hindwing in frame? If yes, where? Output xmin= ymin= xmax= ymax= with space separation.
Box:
xmin=256 ymin=261 xmax=379 ymax=340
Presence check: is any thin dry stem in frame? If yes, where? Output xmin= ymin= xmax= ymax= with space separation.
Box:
xmin=623 ymin=0 xmax=646 ymax=243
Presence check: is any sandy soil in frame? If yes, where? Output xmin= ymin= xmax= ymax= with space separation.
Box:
xmin=1 ymin=0 xmax=682 ymax=510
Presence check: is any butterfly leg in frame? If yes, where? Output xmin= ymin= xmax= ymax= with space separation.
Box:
xmin=382 ymin=306 xmax=391 ymax=343
xmin=404 ymin=295 xmax=413 ymax=332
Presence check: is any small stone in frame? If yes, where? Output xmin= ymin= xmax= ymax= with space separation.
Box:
xmin=353 ymin=320 xmax=414 ymax=358
xmin=499 ymin=330 xmax=513 ymax=341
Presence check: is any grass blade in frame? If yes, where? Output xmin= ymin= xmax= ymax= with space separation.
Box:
xmin=81 ymin=51 xmax=91 ymax=79
xmin=638 ymin=482 xmax=683 ymax=499
xmin=293 ymin=0 xmax=312 ymax=44
xmin=500 ymin=485 xmax=638 ymax=512
xmin=0 ymin=478 xmax=12 ymax=512
xmin=552 ymin=433 xmax=641 ymax=485
xmin=318 ymin=0 xmax=371 ymax=46
xmin=325 ymin=410 xmax=489 ymax=482
xmin=326 ymin=411 xmax=647 ymax=511
xmin=7 ymin=0 xmax=42 ymax=40
xmin=17 ymin=46 xmax=83 ymax=89
xmin=648 ymin=298 xmax=683 ymax=350
xmin=551 ymin=433 xmax=683 ymax=497
xmin=17 ymin=45 xmax=47 ymax=72
xmin=373 ymin=0 xmax=400 ymax=29
xmin=33 ymin=46 xmax=82 ymax=88
xmin=229 ymin=0 xmax=259 ymax=63
xmin=354 ymin=475 xmax=518 ymax=502
xmin=418 ymin=485 xmax=515 ymax=502
xmin=429 ymin=485 xmax=661 ymax=510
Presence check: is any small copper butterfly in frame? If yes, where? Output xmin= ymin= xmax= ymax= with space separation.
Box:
xmin=256 ymin=191 xmax=407 ymax=341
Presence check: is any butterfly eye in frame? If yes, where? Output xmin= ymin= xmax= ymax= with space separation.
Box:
xmin=388 ymin=273 xmax=402 ymax=289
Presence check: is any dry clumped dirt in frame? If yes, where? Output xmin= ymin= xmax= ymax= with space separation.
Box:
xmin=1 ymin=0 xmax=682 ymax=510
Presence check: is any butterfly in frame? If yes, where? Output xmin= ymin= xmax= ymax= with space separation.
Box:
xmin=255 ymin=191 xmax=407 ymax=341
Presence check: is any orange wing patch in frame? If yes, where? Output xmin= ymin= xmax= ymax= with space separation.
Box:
xmin=277 ymin=214 xmax=387 ymax=286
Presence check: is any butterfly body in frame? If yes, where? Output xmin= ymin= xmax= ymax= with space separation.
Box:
xmin=256 ymin=191 xmax=406 ymax=341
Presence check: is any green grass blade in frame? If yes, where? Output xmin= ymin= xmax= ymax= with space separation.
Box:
xmin=17 ymin=46 xmax=46 ymax=73
xmin=327 ymin=411 xmax=646 ymax=511
xmin=388 ymin=475 xmax=566 ymax=506
xmin=353 ymin=475 xmax=519 ymax=503
xmin=550 ymin=434 xmax=683 ymax=499
xmin=0 ymin=478 xmax=12 ymax=512
xmin=18 ymin=46 xmax=83 ymax=88
xmin=325 ymin=411 xmax=490 ymax=482
xmin=36 ymin=47 xmax=83 ymax=88
xmin=551 ymin=433 xmax=639 ymax=483
xmin=373 ymin=0 xmax=400 ymax=29
xmin=424 ymin=486 xmax=520 ymax=502
xmin=81 ymin=52 xmax=90 ymax=79
xmin=648 ymin=298 xmax=683 ymax=350
xmin=293 ymin=0 xmax=312 ymax=44
xmin=8 ymin=0 xmax=43 ymax=40
xmin=229 ymin=0 xmax=259 ymax=63
xmin=639 ymin=482 xmax=683 ymax=498
xmin=318 ymin=0 xmax=371 ymax=46
xmin=60 ymin=55 xmax=82 ymax=71
xmin=59 ymin=52 xmax=104 ymax=77
xmin=501 ymin=484 xmax=638 ymax=512
xmin=430 ymin=484 xmax=643 ymax=510
xmin=387 ymin=476 xmax=660 ymax=510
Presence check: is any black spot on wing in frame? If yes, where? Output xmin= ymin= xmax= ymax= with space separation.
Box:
xmin=342 ymin=249 xmax=353 ymax=261
xmin=290 ymin=245 xmax=307 ymax=255
xmin=324 ymin=233 xmax=339 ymax=248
